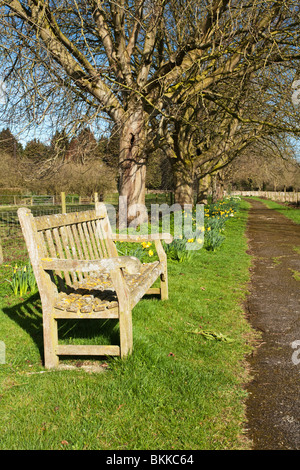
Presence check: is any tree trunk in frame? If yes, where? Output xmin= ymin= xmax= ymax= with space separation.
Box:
xmin=196 ymin=174 xmax=210 ymax=204
xmin=118 ymin=106 xmax=147 ymax=223
xmin=211 ymin=173 xmax=224 ymax=203
xmin=172 ymin=161 xmax=194 ymax=207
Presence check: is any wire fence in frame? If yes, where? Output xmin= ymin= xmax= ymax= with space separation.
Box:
xmin=0 ymin=204 xmax=96 ymax=266
xmin=0 ymin=206 xmax=97 ymax=249
xmin=0 ymin=191 xmax=174 ymax=265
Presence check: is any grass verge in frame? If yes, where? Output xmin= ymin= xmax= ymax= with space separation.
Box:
xmin=251 ymin=197 xmax=300 ymax=225
xmin=0 ymin=200 xmax=256 ymax=450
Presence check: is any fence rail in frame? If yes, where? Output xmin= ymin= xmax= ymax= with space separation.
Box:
xmin=0 ymin=190 xmax=174 ymax=207
xmin=0 ymin=190 xmax=174 ymax=237
xmin=0 ymin=205 xmax=95 ymax=238
xmin=229 ymin=190 xmax=300 ymax=203
xmin=0 ymin=194 xmax=86 ymax=206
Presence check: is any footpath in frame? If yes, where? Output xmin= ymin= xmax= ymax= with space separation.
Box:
xmin=245 ymin=199 xmax=300 ymax=450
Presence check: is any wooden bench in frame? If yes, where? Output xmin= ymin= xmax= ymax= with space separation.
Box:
xmin=18 ymin=203 xmax=172 ymax=369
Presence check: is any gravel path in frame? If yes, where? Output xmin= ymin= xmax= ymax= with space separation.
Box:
xmin=245 ymin=199 xmax=300 ymax=450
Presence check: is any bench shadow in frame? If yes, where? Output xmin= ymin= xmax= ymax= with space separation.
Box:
xmin=3 ymin=293 xmax=44 ymax=358
xmin=3 ymin=293 xmax=122 ymax=364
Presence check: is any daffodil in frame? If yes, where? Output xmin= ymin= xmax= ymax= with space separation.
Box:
xmin=148 ymin=249 xmax=154 ymax=257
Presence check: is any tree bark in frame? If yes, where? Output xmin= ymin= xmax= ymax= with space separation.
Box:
xmin=118 ymin=105 xmax=148 ymax=223
xmin=210 ymin=173 xmax=224 ymax=203
xmin=196 ymin=174 xmax=210 ymax=204
xmin=172 ymin=161 xmax=194 ymax=207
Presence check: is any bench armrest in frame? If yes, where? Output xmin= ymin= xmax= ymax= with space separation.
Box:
xmin=41 ymin=256 xmax=142 ymax=274
xmin=112 ymin=233 xmax=173 ymax=244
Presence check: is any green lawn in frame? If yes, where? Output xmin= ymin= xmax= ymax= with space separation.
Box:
xmin=0 ymin=200 xmax=256 ymax=450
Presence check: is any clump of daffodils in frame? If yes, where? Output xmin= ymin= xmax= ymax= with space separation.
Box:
xmin=6 ymin=263 xmax=37 ymax=297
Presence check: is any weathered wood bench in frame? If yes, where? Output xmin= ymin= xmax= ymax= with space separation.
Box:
xmin=18 ymin=203 xmax=172 ymax=369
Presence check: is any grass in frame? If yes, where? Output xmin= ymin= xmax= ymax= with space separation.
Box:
xmin=289 ymin=268 xmax=300 ymax=282
xmin=0 ymin=199 xmax=256 ymax=450
xmin=251 ymin=197 xmax=300 ymax=225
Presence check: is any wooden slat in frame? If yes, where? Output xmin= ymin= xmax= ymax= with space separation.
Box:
xmin=91 ymin=220 xmax=105 ymax=258
xmin=66 ymin=225 xmax=83 ymax=282
xmin=82 ymin=222 xmax=95 ymax=259
xmin=78 ymin=223 xmax=92 ymax=263
xmin=93 ymin=219 xmax=109 ymax=258
xmin=130 ymin=262 xmax=164 ymax=308
xmin=45 ymin=229 xmax=65 ymax=290
xmin=100 ymin=213 xmax=118 ymax=257
xmin=78 ymin=222 xmax=91 ymax=260
xmin=53 ymin=227 xmax=72 ymax=286
xmin=71 ymin=224 xmax=89 ymax=279
xmin=59 ymin=227 xmax=77 ymax=282
xmin=35 ymin=209 xmax=105 ymax=231
xmin=45 ymin=229 xmax=57 ymax=258
xmin=146 ymin=288 xmax=161 ymax=295
xmin=59 ymin=226 xmax=78 ymax=284
xmin=87 ymin=221 xmax=99 ymax=258
xmin=53 ymin=307 xmax=119 ymax=319
xmin=56 ymin=345 xmax=120 ymax=356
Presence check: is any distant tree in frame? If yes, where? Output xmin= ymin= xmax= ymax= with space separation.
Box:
xmin=66 ymin=128 xmax=98 ymax=164
xmin=0 ymin=127 xmax=22 ymax=159
xmin=50 ymin=129 xmax=69 ymax=162
xmin=99 ymin=131 xmax=119 ymax=172
xmin=223 ymin=138 xmax=300 ymax=192
xmin=0 ymin=152 xmax=23 ymax=188
xmin=23 ymin=138 xmax=50 ymax=161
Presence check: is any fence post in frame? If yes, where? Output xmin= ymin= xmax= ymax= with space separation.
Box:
xmin=61 ymin=192 xmax=66 ymax=213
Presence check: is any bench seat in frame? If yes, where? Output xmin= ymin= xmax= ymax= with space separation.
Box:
xmin=53 ymin=261 xmax=163 ymax=317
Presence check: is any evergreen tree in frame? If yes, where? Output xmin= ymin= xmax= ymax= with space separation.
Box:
xmin=0 ymin=128 xmax=21 ymax=159
xmin=23 ymin=138 xmax=50 ymax=160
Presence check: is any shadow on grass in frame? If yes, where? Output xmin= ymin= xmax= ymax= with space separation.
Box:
xmin=3 ymin=293 xmax=123 ymax=364
xmin=3 ymin=292 xmax=44 ymax=358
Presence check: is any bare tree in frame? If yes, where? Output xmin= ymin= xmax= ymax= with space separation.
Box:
xmin=153 ymin=1 xmax=300 ymax=204
xmin=0 ymin=0 xmax=299 ymax=212
xmin=0 ymin=0 xmax=166 ymax=215
xmin=223 ymin=136 xmax=300 ymax=192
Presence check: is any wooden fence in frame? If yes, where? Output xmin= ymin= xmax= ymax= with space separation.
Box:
xmin=229 ymin=190 xmax=300 ymax=203
xmin=0 ymin=194 xmax=92 ymax=206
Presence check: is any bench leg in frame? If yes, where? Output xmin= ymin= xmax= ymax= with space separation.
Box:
xmin=43 ymin=315 xmax=59 ymax=369
xmin=160 ymin=271 xmax=168 ymax=300
xmin=119 ymin=308 xmax=133 ymax=358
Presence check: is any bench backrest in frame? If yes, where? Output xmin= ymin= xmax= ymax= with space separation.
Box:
xmin=18 ymin=203 xmax=118 ymax=297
